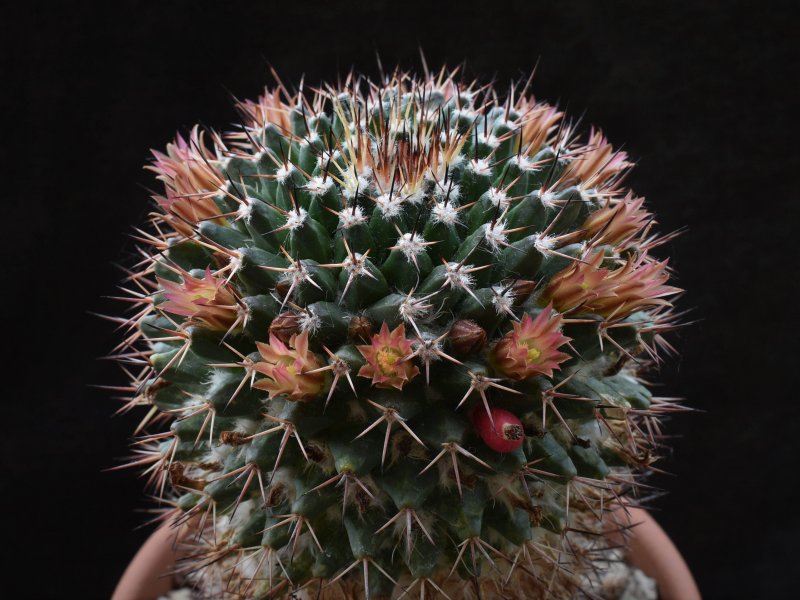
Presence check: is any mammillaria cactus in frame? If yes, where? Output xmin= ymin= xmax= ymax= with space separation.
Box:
xmin=112 ymin=66 xmax=687 ymax=599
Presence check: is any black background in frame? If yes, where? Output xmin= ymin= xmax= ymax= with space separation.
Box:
xmin=3 ymin=1 xmax=797 ymax=598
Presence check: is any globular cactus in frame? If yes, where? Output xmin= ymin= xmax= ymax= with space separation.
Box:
xmin=111 ymin=66 xmax=687 ymax=599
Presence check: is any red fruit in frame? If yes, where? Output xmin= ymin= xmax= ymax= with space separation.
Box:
xmin=473 ymin=407 xmax=525 ymax=453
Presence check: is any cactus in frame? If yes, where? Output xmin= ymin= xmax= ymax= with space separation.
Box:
xmin=110 ymin=66 xmax=688 ymax=599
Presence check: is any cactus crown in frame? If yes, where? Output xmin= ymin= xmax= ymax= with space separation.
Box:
xmin=114 ymin=66 xmax=686 ymax=599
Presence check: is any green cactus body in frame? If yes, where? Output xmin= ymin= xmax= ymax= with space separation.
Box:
xmin=115 ymin=68 xmax=685 ymax=599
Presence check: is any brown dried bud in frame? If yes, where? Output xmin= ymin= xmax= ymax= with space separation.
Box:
xmin=219 ymin=430 xmax=249 ymax=446
xmin=274 ymin=279 xmax=291 ymax=299
xmin=168 ymin=463 xmax=204 ymax=490
xmin=197 ymin=460 xmax=222 ymax=471
xmin=529 ymin=505 xmax=544 ymax=527
xmin=269 ymin=311 xmax=302 ymax=344
xmin=510 ymin=279 xmax=537 ymax=306
xmin=448 ymin=319 xmax=487 ymax=356
xmin=355 ymin=487 xmax=372 ymax=513
xmin=348 ymin=315 xmax=374 ymax=341
xmin=168 ymin=462 xmax=186 ymax=483
xmin=522 ymin=421 xmax=544 ymax=438
xmin=267 ymin=483 xmax=287 ymax=506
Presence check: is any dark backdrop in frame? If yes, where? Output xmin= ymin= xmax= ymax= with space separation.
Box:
xmin=3 ymin=1 xmax=796 ymax=598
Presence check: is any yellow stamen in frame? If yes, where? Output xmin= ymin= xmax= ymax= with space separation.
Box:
xmin=526 ymin=346 xmax=541 ymax=362
xmin=376 ymin=347 xmax=401 ymax=376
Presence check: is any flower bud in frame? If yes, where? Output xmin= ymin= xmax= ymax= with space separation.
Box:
xmin=581 ymin=195 xmax=650 ymax=247
xmin=274 ymin=278 xmax=291 ymax=299
xmin=348 ymin=315 xmax=374 ymax=341
xmin=510 ymin=279 xmax=536 ymax=306
xmin=542 ymin=250 xmax=680 ymax=319
xmin=157 ymin=267 xmax=239 ymax=330
xmin=448 ymin=319 xmax=487 ymax=356
xmin=269 ymin=312 xmax=303 ymax=344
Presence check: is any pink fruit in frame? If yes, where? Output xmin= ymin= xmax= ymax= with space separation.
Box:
xmin=473 ymin=407 xmax=525 ymax=453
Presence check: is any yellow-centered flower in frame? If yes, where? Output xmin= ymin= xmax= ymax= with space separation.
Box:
xmin=490 ymin=305 xmax=571 ymax=380
xmin=356 ymin=322 xmax=420 ymax=390
xmin=253 ymin=330 xmax=328 ymax=401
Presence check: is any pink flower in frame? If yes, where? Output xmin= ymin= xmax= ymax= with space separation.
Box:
xmin=356 ymin=323 xmax=420 ymax=390
xmin=588 ymin=254 xmax=681 ymax=319
xmin=147 ymin=126 xmax=223 ymax=194
xmin=235 ymin=90 xmax=293 ymax=135
xmin=253 ymin=330 xmax=328 ymax=401
xmin=563 ymin=128 xmax=631 ymax=190
xmin=158 ymin=268 xmax=238 ymax=330
xmin=543 ymin=250 xmax=681 ymax=319
xmin=146 ymin=126 xmax=225 ymax=235
xmin=581 ymin=194 xmax=651 ymax=247
xmin=517 ymin=102 xmax=564 ymax=157
xmin=490 ymin=305 xmax=571 ymax=380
